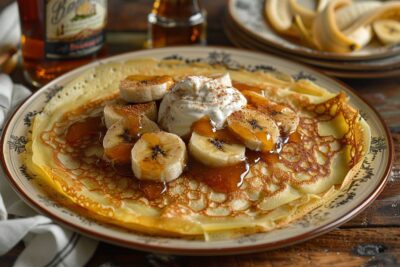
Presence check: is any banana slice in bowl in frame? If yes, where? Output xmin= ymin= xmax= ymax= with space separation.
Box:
xmin=131 ymin=132 xmax=187 ymax=182
xmin=103 ymin=115 xmax=160 ymax=164
xmin=227 ymin=108 xmax=280 ymax=152
xmin=119 ymin=75 xmax=174 ymax=103
xmin=103 ymin=101 xmax=158 ymax=129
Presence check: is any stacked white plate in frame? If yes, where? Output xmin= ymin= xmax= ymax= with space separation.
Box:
xmin=225 ymin=0 xmax=400 ymax=79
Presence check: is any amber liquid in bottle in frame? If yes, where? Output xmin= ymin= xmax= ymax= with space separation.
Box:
xmin=148 ymin=0 xmax=206 ymax=48
xmin=18 ymin=0 xmax=107 ymax=87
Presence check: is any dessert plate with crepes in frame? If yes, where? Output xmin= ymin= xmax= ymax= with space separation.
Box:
xmin=229 ymin=0 xmax=400 ymax=60
xmin=1 ymin=47 xmax=393 ymax=254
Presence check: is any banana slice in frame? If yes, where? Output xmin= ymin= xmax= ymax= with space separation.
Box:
xmin=131 ymin=132 xmax=187 ymax=182
xmin=373 ymin=19 xmax=400 ymax=45
xmin=119 ymin=75 xmax=174 ymax=103
xmin=104 ymin=101 xmax=157 ymax=128
xmin=265 ymin=0 xmax=298 ymax=36
xmin=227 ymin=108 xmax=280 ymax=152
xmin=189 ymin=118 xmax=246 ymax=167
xmin=189 ymin=132 xmax=246 ymax=167
xmin=103 ymin=115 xmax=159 ymax=164
xmin=242 ymin=90 xmax=299 ymax=135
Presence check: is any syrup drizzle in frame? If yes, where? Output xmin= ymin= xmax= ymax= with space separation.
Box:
xmin=64 ymin=82 xmax=302 ymax=198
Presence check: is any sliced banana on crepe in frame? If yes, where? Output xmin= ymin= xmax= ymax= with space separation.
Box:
xmin=103 ymin=116 xmax=159 ymax=164
xmin=189 ymin=118 xmax=246 ymax=167
xmin=189 ymin=132 xmax=246 ymax=167
xmin=227 ymin=108 xmax=280 ymax=152
xmin=131 ymin=132 xmax=187 ymax=182
xmin=119 ymin=75 xmax=174 ymax=103
xmin=242 ymin=90 xmax=299 ymax=136
xmin=373 ymin=19 xmax=400 ymax=45
xmin=104 ymin=101 xmax=157 ymax=128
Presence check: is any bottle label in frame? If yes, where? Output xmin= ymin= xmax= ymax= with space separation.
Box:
xmin=45 ymin=0 xmax=107 ymax=59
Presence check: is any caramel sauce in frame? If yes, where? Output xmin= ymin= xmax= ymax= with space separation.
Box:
xmin=262 ymin=153 xmax=280 ymax=165
xmin=66 ymin=116 xmax=105 ymax=145
xmin=104 ymin=143 xmax=134 ymax=165
xmin=139 ymin=180 xmax=167 ymax=200
xmin=124 ymin=116 xmax=142 ymax=137
xmin=245 ymin=150 xmax=262 ymax=164
xmin=241 ymin=90 xmax=286 ymax=113
xmin=65 ymin=81 xmax=304 ymax=199
xmin=112 ymin=102 xmax=155 ymax=117
xmin=187 ymin=159 xmax=249 ymax=193
xmin=289 ymin=131 xmax=302 ymax=143
xmin=232 ymin=81 xmax=264 ymax=93
xmin=191 ymin=117 xmax=240 ymax=144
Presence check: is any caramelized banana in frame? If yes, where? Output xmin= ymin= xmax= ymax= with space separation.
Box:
xmin=103 ymin=101 xmax=157 ymax=128
xmin=119 ymin=75 xmax=174 ymax=103
xmin=227 ymin=108 xmax=280 ymax=152
xmin=131 ymin=132 xmax=187 ymax=182
xmin=242 ymin=90 xmax=299 ymax=135
xmin=103 ymin=115 xmax=159 ymax=164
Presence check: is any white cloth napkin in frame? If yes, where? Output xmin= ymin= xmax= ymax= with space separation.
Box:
xmin=0 ymin=3 xmax=99 ymax=266
xmin=0 ymin=73 xmax=98 ymax=267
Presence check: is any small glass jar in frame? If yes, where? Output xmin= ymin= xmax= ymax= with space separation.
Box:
xmin=148 ymin=0 xmax=207 ymax=48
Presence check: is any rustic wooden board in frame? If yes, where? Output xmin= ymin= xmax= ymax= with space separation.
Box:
xmin=83 ymin=228 xmax=400 ymax=266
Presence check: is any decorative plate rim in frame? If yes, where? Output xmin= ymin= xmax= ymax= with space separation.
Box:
xmin=0 ymin=46 xmax=394 ymax=255
xmin=227 ymin=0 xmax=400 ymax=62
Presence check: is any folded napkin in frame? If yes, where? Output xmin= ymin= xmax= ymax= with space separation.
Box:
xmin=0 ymin=3 xmax=99 ymax=266
xmin=0 ymin=73 xmax=98 ymax=267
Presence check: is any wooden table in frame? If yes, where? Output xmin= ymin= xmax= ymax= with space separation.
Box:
xmin=2 ymin=1 xmax=400 ymax=266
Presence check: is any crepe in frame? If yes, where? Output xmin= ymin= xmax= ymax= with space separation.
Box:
xmin=23 ymin=58 xmax=370 ymax=240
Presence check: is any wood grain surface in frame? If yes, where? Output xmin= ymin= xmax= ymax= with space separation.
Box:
xmin=1 ymin=0 xmax=400 ymax=266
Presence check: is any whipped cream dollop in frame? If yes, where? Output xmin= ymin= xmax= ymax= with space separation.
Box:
xmin=158 ymin=74 xmax=247 ymax=137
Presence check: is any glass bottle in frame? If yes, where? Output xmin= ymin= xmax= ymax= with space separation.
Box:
xmin=17 ymin=0 xmax=108 ymax=87
xmin=148 ymin=0 xmax=207 ymax=48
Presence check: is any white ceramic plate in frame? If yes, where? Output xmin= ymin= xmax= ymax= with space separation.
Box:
xmin=1 ymin=47 xmax=393 ymax=255
xmin=224 ymin=14 xmax=400 ymax=73
xmin=229 ymin=0 xmax=400 ymax=61
xmin=224 ymin=21 xmax=400 ymax=79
